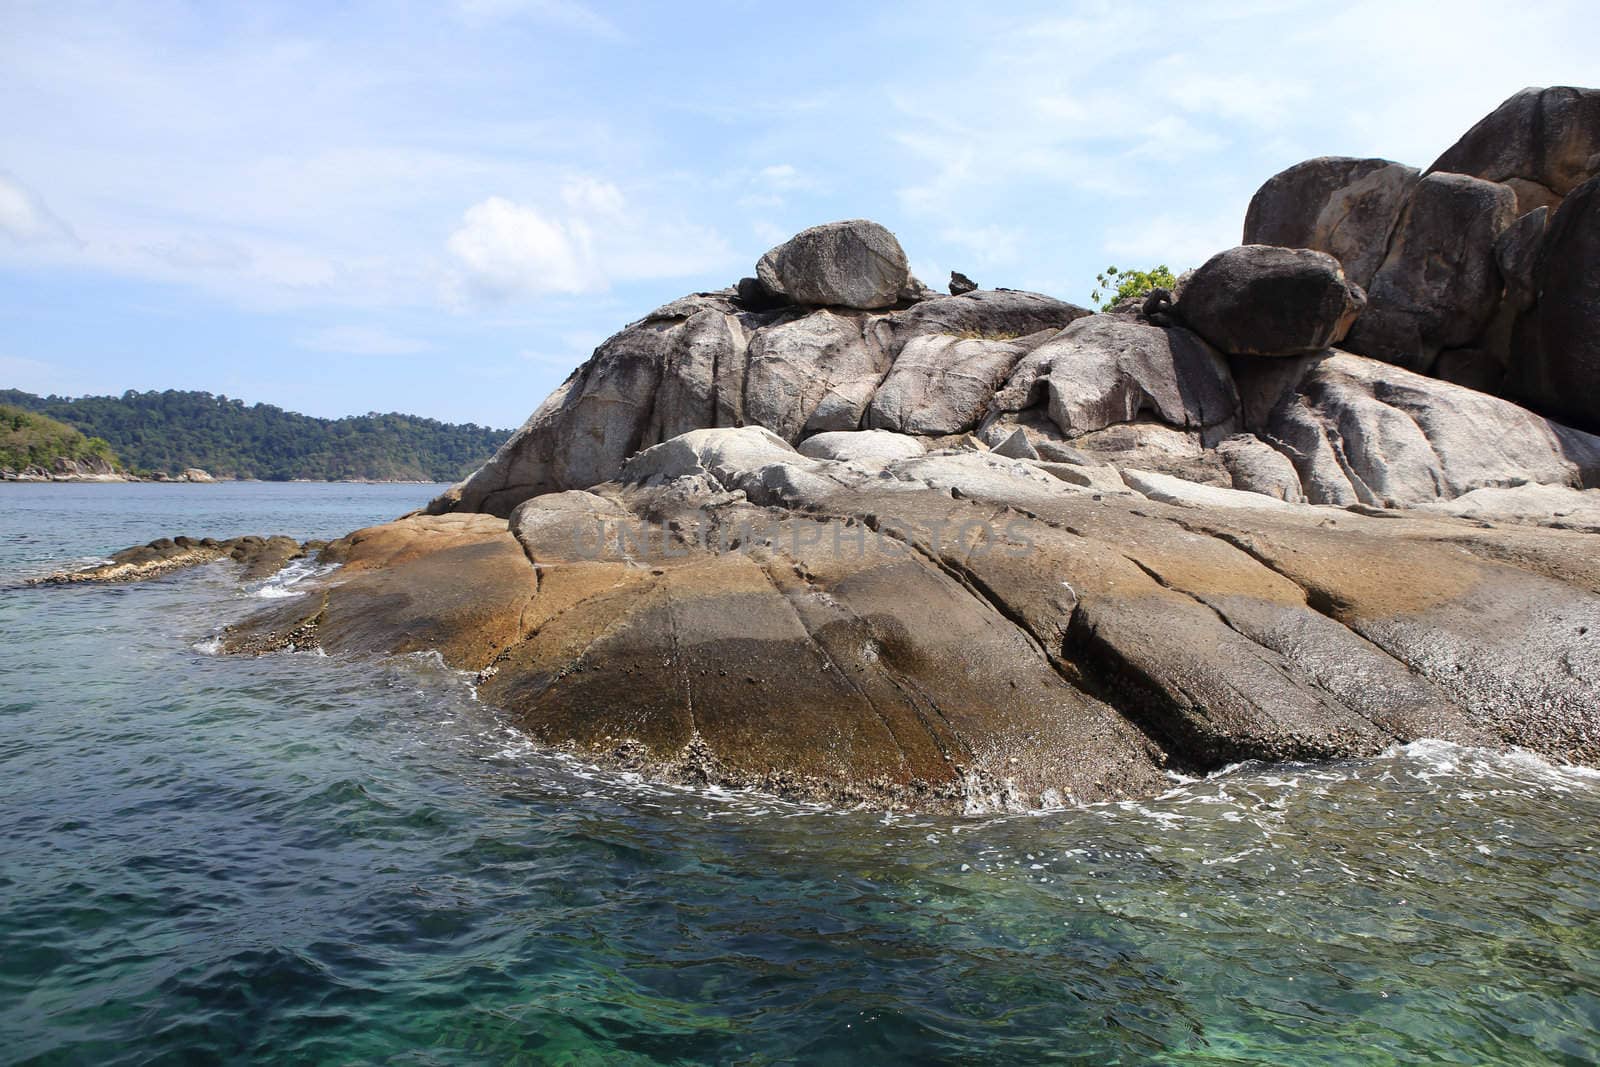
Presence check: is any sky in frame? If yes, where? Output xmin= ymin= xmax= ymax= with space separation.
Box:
xmin=1 ymin=1 xmax=1595 ymax=429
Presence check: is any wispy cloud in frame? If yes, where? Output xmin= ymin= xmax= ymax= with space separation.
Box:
xmin=298 ymin=325 xmax=432 ymax=356
xmin=452 ymin=0 xmax=619 ymax=38
xmin=0 ymin=173 xmax=79 ymax=246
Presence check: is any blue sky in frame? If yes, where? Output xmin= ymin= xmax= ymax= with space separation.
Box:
xmin=1 ymin=0 xmax=1594 ymax=428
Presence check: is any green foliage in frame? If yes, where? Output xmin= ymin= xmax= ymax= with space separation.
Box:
xmin=0 ymin=390 xmax=512 ymax=482
xmin=0 ymin=404 xmax=123 ymax=472
xmin=1091 ymin=264 xmax=1180 ymax=311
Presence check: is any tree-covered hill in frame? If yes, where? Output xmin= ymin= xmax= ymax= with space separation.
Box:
xmin=1 ymin=404 xmax=122 ymax=473
xmin=0 ymin=389 xmax=511 ymax=481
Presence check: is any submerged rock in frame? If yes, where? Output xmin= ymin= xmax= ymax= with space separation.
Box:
xmin=33 ymin=534 xmax=309 ymax=585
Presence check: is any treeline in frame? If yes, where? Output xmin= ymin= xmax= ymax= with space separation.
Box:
xmin=0 ymin=404 xmax=121 ymax=472
xmin=0 ymin=389 xmax=511 ymax=481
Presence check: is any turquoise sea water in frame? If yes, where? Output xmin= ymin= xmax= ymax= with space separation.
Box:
xmin=3 ymin=482 xmax=1599 ymax=1064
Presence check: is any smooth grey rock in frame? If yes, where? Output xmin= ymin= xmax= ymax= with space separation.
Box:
xmin=1238 ymin=350 xmax=1600 ymax=506
xmin=743 ymin=310 xmax=888 ymax=442
xmin=1032 ymin=461 xmax=1134 ymax=494
xmin=993 ymin=316 xmax=1239 ymax=443
xmin=1344 ymin=173 xmax=1518 ymax=372
xmin=1242 ymin=156 xmax=1419 ymax=288
xmin=1412 ymin=484 xmax=1600 ymax=530
xmin=991 ymin=428 xmax=1040 ymax=460
xmin=1508 ymin=175 xmax=1600 ymax=433
xmin=1177 ymin=245 xmax=1366 ymax=357
xmin=755 ymin=220 xmax=910 ymax=310
xmin=1069 ymin=420 xmax=1234 ymax=488
xmin=798 ymin=429 xmax=926 ymax=467
xmin=866 ymin=333 xmax=1033 ymax=435
xmin=644 ymin=310 xmax=749 ymax=445
xmin=1428 ymin=86 xmax=1600 ymax=205
xmin=885 ymin=450 xmax=1079 ymax=506
xmin=1121 ymin=468 xmax=1291 ymax=510
xmin=428 ymin=318 xmax=673 ymax=516
xmin=622 ymin=426 xmax=803 ymax=485
xmin=1217 ymin=434 xmax=1306 ymax=503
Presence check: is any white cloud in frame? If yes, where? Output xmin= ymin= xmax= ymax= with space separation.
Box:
xmin=446 ymin=184 xmax=733 ymax=304
xmin=298 ymin=326 xmax=432 ymax=356
xmin=448 ymin=196 xmax=601 ymax=298
xmin=0 ymin=173 xmax=77 ymax=245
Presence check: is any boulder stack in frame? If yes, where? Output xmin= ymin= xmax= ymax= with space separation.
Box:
xmin=1240 ymin=86 xmax=1600 ymax=430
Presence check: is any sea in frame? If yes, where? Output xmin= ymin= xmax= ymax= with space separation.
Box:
xmin=2 ymin=481 xmax=1598 ymax=1064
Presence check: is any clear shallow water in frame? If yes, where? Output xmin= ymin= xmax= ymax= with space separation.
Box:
xmin=3 ymin=483 xmax=1599 ymax=1065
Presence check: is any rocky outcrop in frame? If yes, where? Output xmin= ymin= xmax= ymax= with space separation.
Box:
xmin=1 ymin=455 xmax=131 ymax=483
xmin=1242 ymin=157 xmax=1418 ymax=289
xmin=1507 ymin=175 xmax=1600 ymax=432
xmin=1241 ymin=85 xmax=1600 ymax=432
xmin=223 ymin=429 xmax=1600 ymax=812
xmin=1176 ymin=245 xmax=1365 ymax=357
xmin=177 ymin=133 xmax=1600 ymax=813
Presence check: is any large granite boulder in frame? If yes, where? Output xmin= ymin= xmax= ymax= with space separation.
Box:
xmin=1176 ymin=245 xmax=1366 ymax=357
xmin=1242 ymin=157 xmax=1419 ymax=289
xmin=755 ymin=220 xmax=911 ymax=310
xmin=1428 ymin=86 xmax=1600 ymax=214
xmin=1343 ymin=173 xmax=1518 ymax=372
xmin=1507 ymin=176 xmax=1600 ymax=432
xmin=1236 ymin=350 xmax=1600 ymax=506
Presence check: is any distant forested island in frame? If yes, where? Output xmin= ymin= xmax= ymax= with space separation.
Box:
xmin=0 ymin=389 xmax=511 ymax=481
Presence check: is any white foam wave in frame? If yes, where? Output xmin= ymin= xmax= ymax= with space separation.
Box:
xmin=250 ymin=558 xmax=334 ymax=599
